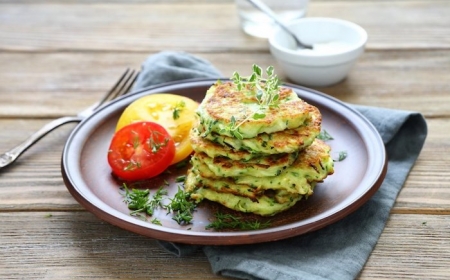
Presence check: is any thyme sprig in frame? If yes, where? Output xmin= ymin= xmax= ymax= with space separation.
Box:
xmin=206 ymin=212 xmax=271 ymax=231
xmin=223 ymin=64 xmax=281 ymax=139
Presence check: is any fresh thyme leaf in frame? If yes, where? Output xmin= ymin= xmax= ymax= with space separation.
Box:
xmin=230 ymin=116 xmax=236 ymax=126
xmin=226 ymin=64 xmax=282 ymax=137
xmin=266 ymin=65 xmax=274 ymax=76
xmin=172 ymin=101 xmax=186 ymax=120
xmin=172 ymin=108 xmax=180 ymax=120
xmin=232 ymin=129 xmax=244 ymax=140
xmin=337 ymin=151 xmax=348 ymax=162
xmin=253 ymin=64 xmax=262 ymax=76
xmin=317 ymin=130 xmax=334 ymax=141
xmin=151 ymin=218 xmax=162 ymax=226
xmin=253 ymin=112 xmax=266 ymax=120
xmin=206 ymin=212 xmax=271 ymax=231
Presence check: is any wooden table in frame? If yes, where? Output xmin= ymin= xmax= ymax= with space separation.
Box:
xmin=1 ymin=0 xmax=449 ymax=279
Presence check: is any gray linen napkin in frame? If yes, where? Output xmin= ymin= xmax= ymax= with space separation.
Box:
xmin=133 ymin=51 xmax=428 ymax=280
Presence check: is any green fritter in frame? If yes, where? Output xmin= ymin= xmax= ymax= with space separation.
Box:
xmin=185 ymin=139 xmax=334 ymax=216
xmin=190 ymin=128 xmax=257 ymax=161
xmin=191 ymin=150 xmax=299 ymax=178
xmin=186 ymin=170 xmax=262 ymax=201
xmin=200 ymin=108 xmax=321 ymax=155
xmin=190 ymin=139 xmax=334 ymax=194
xmin=186 ymin=171 xmax=311 ymax=217
xmin=196 ymin=81 xmax=317 ymax=139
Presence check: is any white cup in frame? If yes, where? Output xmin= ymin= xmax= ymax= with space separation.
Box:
xmin=235 ymin=0 xmax=309 ymax=38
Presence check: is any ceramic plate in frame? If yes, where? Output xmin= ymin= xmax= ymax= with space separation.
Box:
xmin=61 ymin=79 xmax=387 ymax=245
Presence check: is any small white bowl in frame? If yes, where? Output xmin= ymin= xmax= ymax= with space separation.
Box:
xmin=269 ymin=17 xmax=368 ymax=87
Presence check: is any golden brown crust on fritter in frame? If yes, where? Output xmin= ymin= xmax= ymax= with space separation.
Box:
xmin=197 ymin=81 xmax=315 ymax=138
xmin=200 ymin=106 xmax=321 ymax=154
xmin=192 ymin=150 xmax=298 ymax=177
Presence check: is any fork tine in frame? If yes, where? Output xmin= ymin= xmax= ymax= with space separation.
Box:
xmin=110 ymin=69 xmax=140 ymax=101
xmin=96 ymin=68 xmax=131 ymax=106
xmin=122 ymin=70 xmax=140 ymax=95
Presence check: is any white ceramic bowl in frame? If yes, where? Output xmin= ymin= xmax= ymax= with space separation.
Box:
xmin=269 ymin=17 xmax=368 ymax=87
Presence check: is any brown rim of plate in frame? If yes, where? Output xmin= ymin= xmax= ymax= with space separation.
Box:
xmin=61 ymin=78 xmax=387 ymax=245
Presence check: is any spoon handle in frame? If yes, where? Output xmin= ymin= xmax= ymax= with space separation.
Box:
xmin=245 ymin=0 xmax=312 ymax=49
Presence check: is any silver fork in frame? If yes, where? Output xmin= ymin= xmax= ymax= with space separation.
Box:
xmin=0 ymin=68 xmax=139 ymax=169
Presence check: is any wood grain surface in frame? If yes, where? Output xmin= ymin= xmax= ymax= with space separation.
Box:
xmin=0 ymin=0 xmax=449 ymax=279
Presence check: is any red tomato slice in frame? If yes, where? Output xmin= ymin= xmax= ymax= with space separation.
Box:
xmin=107 ymin=122 xmax=175 ymax=181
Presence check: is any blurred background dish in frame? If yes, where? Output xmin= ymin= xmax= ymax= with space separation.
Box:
xmin=269 ymin=17 xmax=368 ymax=87
xmin=235 ymin=0 xmax=309 ymax=38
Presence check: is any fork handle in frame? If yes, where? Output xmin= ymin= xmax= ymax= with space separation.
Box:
xmin=1 ymin=116 xmax=82 ymax=169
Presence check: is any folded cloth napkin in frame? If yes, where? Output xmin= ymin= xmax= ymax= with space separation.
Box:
xmin=133 ymin=51 xmax=428 ymax=280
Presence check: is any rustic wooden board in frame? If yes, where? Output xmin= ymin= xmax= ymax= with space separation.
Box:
xmin=0 ymin=1 xmax=448 ymax=52
xmin=361 ymin=214 xmax=450 ymax=279
xmin=0 ymin=50 xmax=449 ymax=118
xmin=0 ymin=212 xmax=225 ymax=279
xmin=0 ymin=212 xmax=448 ymax=279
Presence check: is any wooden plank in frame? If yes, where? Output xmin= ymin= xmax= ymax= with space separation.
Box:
xmin=393 ymin=118 xmax=450 ymax=214
xmin=361 ymin=214 xmax=450 ymax=279
xmin=0 ymin=212 xmax=225 ymax=279
xmin=0 ymin=1 xmax=448 ymax=52
xmin=0 ymin=50 xmax=449 ymax=118
xmin=0 ymin=118 xmax=449 ymax=212
xmin=0 ymin=121 xmax=83 ymax=211
xmin=0 ymin=212 xmax=448 ymax=279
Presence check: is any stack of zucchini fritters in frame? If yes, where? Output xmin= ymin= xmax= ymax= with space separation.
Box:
xmin=185 ymin=77 xmax=334 ymax=216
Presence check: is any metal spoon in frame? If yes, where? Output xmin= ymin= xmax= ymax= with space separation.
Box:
xmin=245 ymin=0 xmax=313 ymax=49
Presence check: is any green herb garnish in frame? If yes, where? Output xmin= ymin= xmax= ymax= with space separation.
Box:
xmin=121 ymin=185 xmax=168 ymax=218
xmin=205 ymin=212 xmax=271 ymax=231
xmin=175 ymin=175 xmax=186 ymax=183
xmin=175 ymin=158 xmax=189 ymax=169
xmin=147 ymin=130 xmax=169 ymax=153
xmin=172 ymin=101 xmax=186 ymax=120
xmin=223 ymin=64 xmax=281 ymax=139
xmin=151 ymin=218 xmax=162 ymax=226
xmin=165 ymin=186 xmax=196 ymax=225
xmin=317 ymin=130 xmax=334 ymax=141
xmin=337 ymin=151 xmax=348 ymax=162
xmin=123 ymin=160 xmax=141 ymax=171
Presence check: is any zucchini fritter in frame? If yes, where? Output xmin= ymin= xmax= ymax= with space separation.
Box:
xmin=191 ymin=150 xmax=299 ymax=177
xmin=185 ymin=139 xmax=334 ymax=216
xmin=197 ymin=108 xmax=321 ymax=155
xmin=186 ymin=77 xmax=334 ymax=217
xmin=196 ymin=81 xmax=315 ymax=139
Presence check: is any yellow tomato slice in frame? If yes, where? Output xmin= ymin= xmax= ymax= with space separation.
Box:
xmin=116 ymin=94 xmax=198 ymax=165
